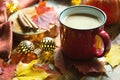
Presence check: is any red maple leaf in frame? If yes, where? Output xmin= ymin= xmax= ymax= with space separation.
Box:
xmin=0 ymin=59 xmax=16 ymax=80
xmin=35 ymin=1 xmax=53 ymax=15
xmin=32 ymin=1 xmax=59 ymax=30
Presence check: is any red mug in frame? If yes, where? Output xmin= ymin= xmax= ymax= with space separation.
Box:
xmin=59 ymin=5 xmax=111 ymax=60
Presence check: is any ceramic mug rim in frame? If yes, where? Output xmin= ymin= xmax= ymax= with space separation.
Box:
xmin=58 ymin=5 xmax=107 ymax=30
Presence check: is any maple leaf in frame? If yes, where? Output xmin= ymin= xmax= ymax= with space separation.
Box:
xmin=32 ymin=11 xmax=59 ymax=30
xmin=71 ymin=0 xmax=81 ymax=5
xmin=32 ymin=1 xmax=59 ymax=30
xmin=105 ymin=44 xmax=120 ymax=67
xmin=35 ymin=1 xmax=54 ymax=15
xmin=13 ymin=59 xmax=49 ymax=80
xmin=0 ymin=59 xmax=16 ymax=80
xmin=73 ymin=59 xmax=105 ymax=74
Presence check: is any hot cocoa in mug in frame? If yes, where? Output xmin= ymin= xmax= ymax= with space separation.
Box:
xmin=59 ymin=5 xmax=111 ymax=60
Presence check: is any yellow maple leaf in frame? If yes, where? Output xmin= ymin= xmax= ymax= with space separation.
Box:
xmin=105 ymin=44 xmax=120 ymax=67
xmin=71 ymin=0 xmax=81 ymax=5
xmin=12 ymin=59 xmax=49 ymax=80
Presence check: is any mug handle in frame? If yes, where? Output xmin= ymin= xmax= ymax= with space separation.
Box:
xmin=95 ymin=30 xmax=111 ymax=57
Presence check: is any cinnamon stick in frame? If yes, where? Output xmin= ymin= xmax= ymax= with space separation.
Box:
xmin=23 ymin=13 xmax=38 ymax=31
xmin=17 ymin=13 xmax=33 ymax=31
xmin=17 ymin=12 xmax=38 ymax=32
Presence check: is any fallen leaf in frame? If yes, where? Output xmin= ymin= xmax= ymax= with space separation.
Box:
xmin=13 ymin=59 xmax=49 ymax=80
xmin=54 ymin=48 xmax=66 ymax=74
xmin=105 ymin=44 xmax=120 ymax=67
xmin=35 ymin=1 xmax=53 ymax=15
xmin=32 ymin=1 xmax=59 ymax=30
xmin=71 ymin=0 xmax=81 ymax=5
xmin=0 ymin=58 xmax=16 ymax=80
xmin=73 ymin=59 xmax=105 ymax=74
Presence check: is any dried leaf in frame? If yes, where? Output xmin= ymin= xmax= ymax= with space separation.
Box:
xmin=35 ymin=1 xmax=53 ymax=15
xmin=0 ymin=59 xmax=16 ymax=80
xmin=71 ymin=0 xmax=81 ymax=5
xmin=73 ymin=59 xmax=105 ymax=74
xmin=32 ymin=1 xmax=59 ymax=30
xmin=13 ymin=59 xmax=49 ymax=80
xmin=105 ymin=44 xmax=120 ymax=67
